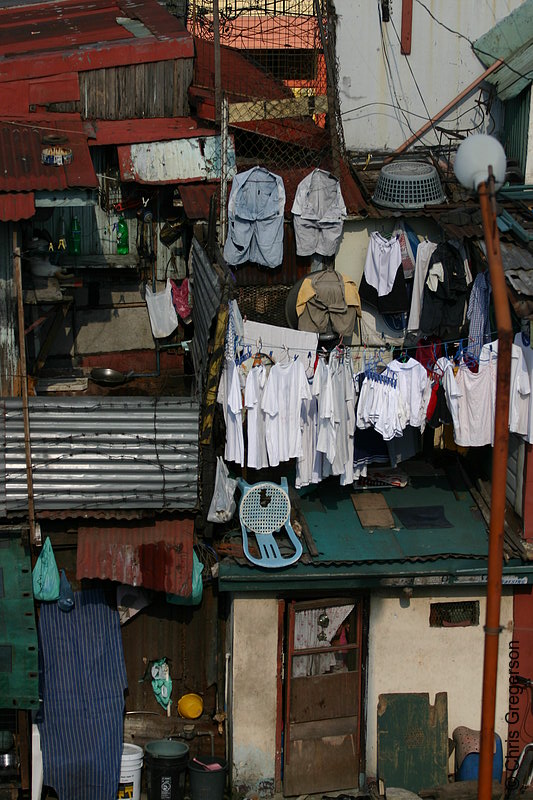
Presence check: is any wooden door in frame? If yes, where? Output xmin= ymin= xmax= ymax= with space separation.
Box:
xmin=283 ymin=598 xmax=363 ymax=796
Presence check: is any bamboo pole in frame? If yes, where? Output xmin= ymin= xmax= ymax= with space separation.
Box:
xmin=13 ymin=238 xmax=37 ymax=545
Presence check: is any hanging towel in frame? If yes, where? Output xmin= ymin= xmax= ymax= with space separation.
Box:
xmin=38 ymin=588 xmax=127 ymax=800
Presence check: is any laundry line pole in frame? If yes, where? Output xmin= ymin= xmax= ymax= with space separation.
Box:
xmin=477 ymin=175 xmax=512 ymax=800
xmin=454 ymin=135 xmax=511 ymax=800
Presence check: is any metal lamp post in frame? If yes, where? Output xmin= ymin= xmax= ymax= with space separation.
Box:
xmin=454 ymin=134 xmax=510 ymax=800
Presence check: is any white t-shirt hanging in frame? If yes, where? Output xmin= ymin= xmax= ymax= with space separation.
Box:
xmin=261 ymin=358 xmax=312 ymax=467
xmin=388 ymin=357 xmax=430 ymax=428
xmin=480 ymin=340 xmax=530 ymax=439
xmin=452 ymin=361 xmax=495 ymax=447
xmin=217 ymin=359 xmax=245 ymax=466
xmin=514 ymin=332 xmax=533 ymax=444
xmin=245 ymin=364 xmax=269 ymax=469
xmin=363 ymin=232 xmax=402 ymax=297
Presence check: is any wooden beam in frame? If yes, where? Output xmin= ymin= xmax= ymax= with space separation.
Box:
xmin=401 ymin=0 xmax=413 ymax=55
xmin=228 ymin=95 xmax=328 ymax=124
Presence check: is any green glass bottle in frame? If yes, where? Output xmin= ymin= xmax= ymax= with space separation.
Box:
xmin=117 ymin=216 xmax=129 ymax=255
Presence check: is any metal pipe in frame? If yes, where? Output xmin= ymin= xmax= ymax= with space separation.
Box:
xmin=13 ymin=240 xmax=37 ymax=546
xmin=393 ymin=59 xmax=504 ymax=156
xmin=213 ymin=0 xmax=221 ymax=126
xmin=477 ymin=173 xmax=513 ymax=800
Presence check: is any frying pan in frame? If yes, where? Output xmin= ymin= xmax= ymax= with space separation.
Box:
xmin=89 ymin=368 xmax=133 ymax=386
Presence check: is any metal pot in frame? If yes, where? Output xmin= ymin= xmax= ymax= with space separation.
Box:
xmin=0 ymin=751 xmax=18 ymax=769
xmin=89 ymin=368 xmax=133 ymax=386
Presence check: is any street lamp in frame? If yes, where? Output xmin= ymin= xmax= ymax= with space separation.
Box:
xmin=454 ymin=134 xmax=511 ymax=800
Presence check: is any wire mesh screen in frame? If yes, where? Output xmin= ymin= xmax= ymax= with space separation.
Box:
xmin=429 ymin=601 xmax=480 ymax=628
xmin=188 ymin=0 xmax=345 ymax=205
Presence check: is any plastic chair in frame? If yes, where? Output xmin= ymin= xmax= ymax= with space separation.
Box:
xmin=238 ymin=478 xmax=303 ymax=569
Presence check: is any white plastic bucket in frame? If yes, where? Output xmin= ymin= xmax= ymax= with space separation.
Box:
xmin=118 ymin=743 xmax=143 ymax=800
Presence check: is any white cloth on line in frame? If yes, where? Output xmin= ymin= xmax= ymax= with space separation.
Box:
xmin=217 ymin=359 xmax=245 ymax=466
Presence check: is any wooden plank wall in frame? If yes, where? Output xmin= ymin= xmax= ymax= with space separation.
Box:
xmin=50 ymin=59 xmax=194 ymax=119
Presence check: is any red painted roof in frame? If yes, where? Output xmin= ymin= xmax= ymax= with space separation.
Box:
xmin=0 ymin=114 xmax=97 ymax=192
xmin=0 ymin=0 xmax=193 ymax=83
xmin=76 ymin=517 xmax=194 ymax=595
xmin=86 ymin=117 xmax=217 ymax=146
xmin=0 ymin=192 xmax=35 ymax=222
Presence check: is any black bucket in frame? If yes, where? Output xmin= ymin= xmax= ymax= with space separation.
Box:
xmin=145 ymin=740 xmax=189 ymax=800
xmin=188 ymin=757 xmax=228 ymax=800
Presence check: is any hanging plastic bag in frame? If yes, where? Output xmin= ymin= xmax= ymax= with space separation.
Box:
xmin=166 ymin=551 xmax=204 ymax=606
xmin=392 ymin=219 xmax=419 ymax=279
xmin=145 ymin=279 xmax=179 ymax=338
xmin=207 ymin=457 xmax=237 ymax=523
xmin=32 ymin=537 xmax=60 ymax=602
xmin=58 ymin=569 xmax=75 ymax=613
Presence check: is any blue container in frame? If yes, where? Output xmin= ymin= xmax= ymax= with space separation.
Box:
xmin=457 ymin=734 xmax=503 ymax=782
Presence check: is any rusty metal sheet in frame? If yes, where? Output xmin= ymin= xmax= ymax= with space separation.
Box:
xmin=377 ymin=692 xmax=449 ymax=793
xmin=0 ymin=0 xmax=193 ymax=81
xmin=118 ymin=136 xmax=236 ymax=184
xmin=0 ymin=192 xmax=34 ymax=222
xmin=76 ymin=517 xmax=194 ymax=595
xmin=88 ymin=118 xmax=217 ymax=147
xmin=0 ymin=116 xmax=97 ymax=193
xmin=178 ymin=183 xmax=218 ymax=220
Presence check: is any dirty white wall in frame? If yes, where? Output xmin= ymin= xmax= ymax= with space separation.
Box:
xmin=231 ymin=595 xmax=279 ymax=798
xmin=335 ymin=0 xmax=524 ymax=152
xmin=366 ymin=590 xmax=514 ymax=777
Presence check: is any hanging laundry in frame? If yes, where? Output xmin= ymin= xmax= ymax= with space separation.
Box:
xmin=245 ymin=364 xmax=269 ymax=469
xmin=514 ymin=331 xmax=533 ymax=444
xmin=467 ymin=271 xmax=492 ymax=360
xmin=358 ymin=231 xmax=409 ymax=313
xmin=447 ymin=358 xmax=495 ymax=447
xmin=419 ymin=242 xmax=469 ymax=340
xmin=406 ymin=239 xmax=438 ymax=334
xmin=38 ymin=588 xmax=127 ymax=800
xmin=387 ymin=357 xmax=431 ymax=430
xmin=261 ymin=358 xmax=312 ymax=467
xmin=295 ymin=358 xmax=326 ymax=489
xmin=223 ymin=166 xmax=285 ymax=267
xmin=217 ymin=359 xmax=245 ymax=466
xmin=296 ymin=269 xmax=361 ymax=338
xmin=479 ymin=340 xmax=530 ymax=439
xmin=291 ymin=169 xmax=346 ymax=257
xmin=391 ymin=219 xmax=419 ymax=279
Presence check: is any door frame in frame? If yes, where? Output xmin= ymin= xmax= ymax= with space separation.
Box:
xmin=275 ymin=595 xmax=368 ymax=795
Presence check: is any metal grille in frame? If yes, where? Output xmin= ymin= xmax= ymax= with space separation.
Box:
xmin=429 ymin=601 xmax=479 ymax=628
xmin=240 ymin=482 xmax=290 ymax=534
xmin=235 ymin=284 xmax=291 ymax=326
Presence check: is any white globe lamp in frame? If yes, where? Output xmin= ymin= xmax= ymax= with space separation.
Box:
xmin=453 ymin=134 xmax=507 ymax=191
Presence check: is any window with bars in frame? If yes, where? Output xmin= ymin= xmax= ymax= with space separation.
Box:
xmin=429 ymin=601 xmax=480 ymax=628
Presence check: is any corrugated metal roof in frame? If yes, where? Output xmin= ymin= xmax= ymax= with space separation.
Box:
xmin=0 ymin=396 xmax=199 ymax=515
xmin=77 ymin=517 xmax=194 ymax=594
xmin=190 ymin=237 xmax=222 ymax=394
xmin=117 ymin=136 xmax=236 ymax=184
xmin=0 ymin=115 xmax=97 ymax=192
xmin=474 ymin=0 xmax=533 ymax=101
xmin=479 ymin=239 xmax=533 ymax=295
xmin=0 ymin=0 xmax=193 ymax=82
xmin=0 ymin=191 xmax=34 ymax=221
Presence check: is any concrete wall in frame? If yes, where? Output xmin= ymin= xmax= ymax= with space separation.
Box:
xmin=335 ymin=0 xmax=523 ymax=152
xmin=366 ymin=590 xmax=515 ymax=776
xmin=231 ymin=595 xmax=280 ymax=798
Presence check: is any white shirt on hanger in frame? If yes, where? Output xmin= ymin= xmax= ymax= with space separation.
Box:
xmin=388 ymin=357 xmax=430 ymax=428
xmin=407 ymin=240 xmax=437 ymax=333
xmin=217 ymin=358 xmax=245 ymax=466
xmin=363 ymin=232 xmax=402 ymax=297
xmin=244 ymin=364 xmax=269 ymax=469
xmin=261 ymin=358 xmax=312 ymax=466
xmin=480 ymin=340 xmax=530 ymax=439
xmin=514 ymin=332 xmax=533 ymax=444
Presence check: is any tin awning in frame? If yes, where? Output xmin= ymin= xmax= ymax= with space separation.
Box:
xmin=77 ymin=518 xmax=194 ymax=595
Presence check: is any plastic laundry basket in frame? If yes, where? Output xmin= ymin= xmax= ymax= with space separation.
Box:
xmin=188 ymin=757 xmax=227 ymax=800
